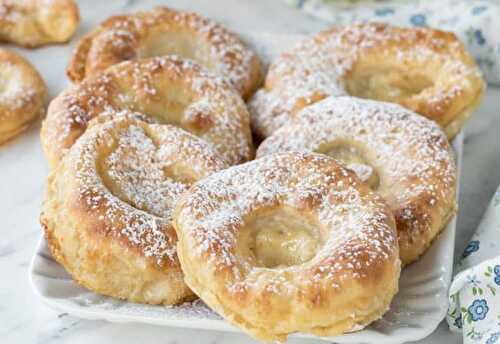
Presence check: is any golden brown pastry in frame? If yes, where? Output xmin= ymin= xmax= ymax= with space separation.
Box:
xmin=40 ymin=117 xmax=228 ymax=305
xmin=257 ymin=96 xmax=457 ymax=265
xmin=67 ymin=6 xmax=261 ymax=99
xmin=0 ymin=0 xmax=79 ymax=47
xmin=0 ymin=48 xmax=46 ymax=144
xmin=249 ymin=23 xmax=485 ymax=139
xmin=41 ymin=56 xmax=253 ymax=168
xmin=174 ymin=152 xmax=401 ymax=342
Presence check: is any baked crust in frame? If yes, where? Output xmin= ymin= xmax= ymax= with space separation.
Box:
xmin=0 ymin=48 xmax=47 ymax=144
xmin=41 ymin=56 xmax=254 ymax=168
xmin=257 ymin=97 xmax=457 ymax=265
xmin=174 ymin=152 xmax=400 ymax=342
xmin=249 ymin=22 xmax=485 ymax=139
xmin=41 ymin=117 xmax=228 ymax=305
xmin=0 ymin=0 xmax=79 ymax=47
xmin=67 ymin=6 xmax=261 ymax=99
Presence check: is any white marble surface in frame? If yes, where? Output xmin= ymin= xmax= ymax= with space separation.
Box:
xmin=0 ymin=0 xmax=498 ymax=343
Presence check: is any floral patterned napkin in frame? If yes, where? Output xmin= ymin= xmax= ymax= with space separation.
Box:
xmin=286 ymin=0 xmax=500 ymax=85
xmin=446 ymin=186 xmax=500 ymax=344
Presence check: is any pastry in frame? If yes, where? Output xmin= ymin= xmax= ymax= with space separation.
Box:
xmin=0 ymin=0 xmax=79 ymax=47
xmin=41 ymin=56 xmax=254 ymax=168
xmin=174 ymin=152 xmax=400 ymax=342
xmin=0 ymin=48 xmax=47 ymax=144
xmin=40 ymin=117 xmax=228 ymax=305
xmin=257 ymin=96 xmax=457 ymax=265
xmin=67 ymin=6 xmax=261 ymax=99
xmin=249 ymin=23 xmax=485 ymax=139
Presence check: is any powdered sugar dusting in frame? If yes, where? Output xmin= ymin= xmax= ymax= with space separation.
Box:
xmin=73 ymin=6 xmax=260 ymax=97
xmin=104 ymin=124 xmax=190 ymax=217
xmin=168 ymin=7 xmax=259 ymax=96
xmin=257 ymin=97 xmax=457 ymax=252
xmin=0 ymin=61 xmax=38 ymax=111
xmin=44 ymin=55 xmax=253 ymax=166
xmin=176 ymin=152 xmax=399 ymax=295
xmin=249 ymin=22 xmax=484 ymax=137
xmin=69 ymin=118 xmax=227 ymax=265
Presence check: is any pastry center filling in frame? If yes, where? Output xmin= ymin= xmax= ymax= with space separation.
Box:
xmin=246 ymin=208 xmax=323 ymax=268
xmin=141 ymin=31 xmax=208 ymax=65
xmin=320 ymin=143 xmax=380 ymax=189
xmin=124 ymin=99 xmax=214 ymax=136
xmin=346 ymin=67 xmax=433 ymax=102
xmin=98 ymin=124 xmax=193 ymax=217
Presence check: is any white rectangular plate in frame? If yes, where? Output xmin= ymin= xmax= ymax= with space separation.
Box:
xmin=30 ymin=33 xmax=463 ymax=344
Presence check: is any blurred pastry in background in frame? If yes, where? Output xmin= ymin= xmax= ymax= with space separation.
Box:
xmin=0 ymin=48 xmax=47 ymax=144
xmin=0 ymin=0 xmax=79 ymax=47
xmin=66 ymin=6 xmax=261 ymax=99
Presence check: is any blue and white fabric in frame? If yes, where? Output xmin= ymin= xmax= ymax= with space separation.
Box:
xmin=446 ymin=186 xmax=500 ymax=344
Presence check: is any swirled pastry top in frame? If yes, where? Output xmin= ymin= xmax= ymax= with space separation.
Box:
xmin=174 ymin=152 xmax=400 ymax=341
xmin=0 ymin=0 xmax=79 ymax=47
xmin=41 ymin=117 xmax=228 ymax=305
xmin=67 ymin=6 xmax=261 ymax=99
xmin=257 ymin=96 xmax=457 ymax=264
xmin=60 ymin=117 xmax=228 ymax=265
xmin=249 ymin=22 xmax=485 ymax=139
xmin=41 ymin=56 xmax=253 ymax=168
